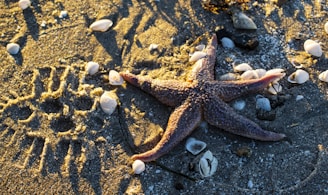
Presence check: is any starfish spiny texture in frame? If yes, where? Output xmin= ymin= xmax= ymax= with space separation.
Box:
xmin=121 ymin=34 xmax=286 ymax=162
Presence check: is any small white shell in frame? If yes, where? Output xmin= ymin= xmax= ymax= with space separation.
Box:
xmin=287 ymin=69 xmax=309 ymax=84
xmin=232 ymin=12 xmax=257 ymax=30
xmin=304 ymin=39 xmax=322 ymax=57
xmin=255 ymin=69 xmax=267 ymax=78
xmin=132 ymin=160 xmax=145 ymax=174
xmin=185 ymin=137 xmax=207 ymax=155
xmin=240 ymin=70 xmax=258 ymax=80
xmin=319 ymin=70 xmax=328 ymax=82
xmin=189 ymin=51 xmax=207 ymax=62
xmin=195 ymin=44 xmax=205 ymax=51
xmin=325 ymin=21 xmax=328 ymax=34
xmin=233 ymin=63 xmax=253 ymax=72
xmin=6 ymin=43 xmax=20 ymax=55
xmin=267 ymin=82 xmax=282 ymax=95
xmin=232 ymin=100 xmax=246 ymax=110
xmin=109 ymin=70 xmax=124 ymax=85
xmin=90 ymin=19 xmax=113 ymax=32
xmin=86 ymin=61 xmax=99 ymax=75
xmin=199 ymin=150 xmax=218 ymax=178
xmin=219 ymin=73 xmax=239 ymax=81
xmin=256 ymin=95 xmax=271 ymax=111
xmin=100 ymin=91 xmax=118 ymax=115
xmin=296 ymin=95 xmax=304 ymax=101
xmin=265 ymin=68 xmax=286 ymax=82
xmin=18 ymin=0 xmax=31 ymax=10
xmin=221 ymin=37 xmax=235 ymax=49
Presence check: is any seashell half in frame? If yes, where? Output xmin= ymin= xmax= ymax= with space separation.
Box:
xmin=132 ymin=160 xmax=145 ymax=174
xmin=185 ymin=137 xmax=207 ymax=155
xmin=287 ymin=69 xmax=309 ymax=84
xmin=189 ymin=51 xmax=207 ymax=62
xmin=233 ymin=63 xmax=253 ymax=72
xmin=304 ymin=39 xmax=322 ymax=57
xmin=319 ymin=70 xmax=328 ymax=82
xmin=100 ymin=91 xmax=118 ymax=115
xmin=109 ymin=70 xmax=124 ymax=85
xmin=90 ymin=19 xmax=113 ymax=32
xmin=199 ymin=150 xmax=218 ymax=177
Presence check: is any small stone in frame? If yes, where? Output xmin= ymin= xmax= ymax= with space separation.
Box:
xmin=232 ymin=100 xmax=246 ymax=110
xmin=221 ymin=37 xmax=235 ymax=49
xmin=247 ymin=180 xmax=254 ymax=189
xmin=59 ymin=10 xmax=68 ymax=19
xmin=256 ymin=95 xmax=271 ymax=111
xmin=6 ymin=43 xmax=20 ymax=55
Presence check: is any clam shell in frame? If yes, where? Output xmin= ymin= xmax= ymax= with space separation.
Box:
xmin=219 ymin=73 xmax=239 ymax=81
xmin=100 ymin=91 xmax=118 ymax=115
xmin=325 ymin=21 xmax=328 ymax=34
xmin=233 ymin=63 xmax=253 ymax=72
xmin=221 ymin=37 xmax=235 ymax=49
xmin=85 ymin=61 xmax=99 ymax=75
xmin=199 ymin=150 xmax=218 ymax=178
xmin=132 ymin=160 xmax=145 ymax=174
xmin=304 ymin=39 xmax=322 ymax=57
xmin=109 ymin=70 xmax=124 ymax=85
xmin=189 ymin=51 xmax=206 ymax=62
xmin=232 ymin=12 xmax=257 ymax=30
xmin=90 ymin=19 xmax=113 ymax=32
xmin=319 ymin=70 xmax=328 ymax=82
xmin=18 ymin=0 xmax=30 ymax=10
xmin=185 ymin=137 xmax=207 ymax=155
xmin=240 ymin=70 xmax=258 ymax=80
xmin=6 ymin=43 xmax=20 ymax=55
xmin=287 ymin=69 xmax=309 ymax=84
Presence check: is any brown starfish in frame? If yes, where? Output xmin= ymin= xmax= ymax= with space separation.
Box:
xmin=121 ymin=34 xmax=286 ymax=162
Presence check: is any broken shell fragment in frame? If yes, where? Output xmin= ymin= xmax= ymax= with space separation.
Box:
xmin=189 ymin=51 xmax=207 ymax=62
xmin=132 ymin=160 xmax=145 ymax=174
xmin=195 ymin=44 xmax=205 ymax=51
xmin=100 ymin=91 xmax=118 ymax=115
xmin=267 ymin=82 xmax=282 ymax=95
xmin=232 ymin=12 xmax=257 ymax=30
xmin=233 ymin=63 xmax=253 ymax=72
xmin=18 ymin=0 xmax=31 ymax=10
xmin=319 ymin=70 xmax=328 ymax=82
xmin=90 ymin=19 xmax=113 ymax=32
xmin=304 ymin=39 xmax=322 ymax=57
xmin=6 ymin=43 xmax=20 ymax=54
xmin=109 ymin=70 xmax=124 ymax=85
xmin=199 ymin=150 xmax=218 ymax=178
xmin=85 ymin=61 xmax=99 ymax=75
xmin=287 ymin=69 xmax=309 ymax=84
xmin=325 ymin=21 xmax=328 ymax=34
xmin=185 ymin=137 xmax=207 ymax=155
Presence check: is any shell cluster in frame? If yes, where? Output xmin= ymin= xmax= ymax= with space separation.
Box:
xmin=220 ymin=63 xmax=285 ymax=95
xmin=199 ymin=150 xmax=218 ymax=178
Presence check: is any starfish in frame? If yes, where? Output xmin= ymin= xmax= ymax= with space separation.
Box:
xmin=120 ymin=34 xmax=286 ymax=162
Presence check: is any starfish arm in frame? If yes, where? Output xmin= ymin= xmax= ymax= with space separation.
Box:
xmin=206 ymin=73 xmax=284 ymax=102
xmin=120 ymin=72 xmax=191 ymax=107
xmin=204 ymin=95 xmax=286 ymax=141
xmin=189 ymin=34 xmax=218 ymax=81
xmin=131 ymin=98 xmax=202 ymax=162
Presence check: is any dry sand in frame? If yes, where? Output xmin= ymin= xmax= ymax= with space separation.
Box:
xmin=0 ymin=0 xmax=328 ymax=194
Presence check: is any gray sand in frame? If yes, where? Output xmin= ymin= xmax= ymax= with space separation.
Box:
xmin=0 ymin=0 xmax=327 ymax=194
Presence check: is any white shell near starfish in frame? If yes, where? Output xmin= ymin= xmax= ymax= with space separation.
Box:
xmin=199 ymin=150 xmax=218 ymax=177
xmin=185 ymin=137 xmax=207 ymax=155
xmin=132 ymin=160 xmax=145 ymax=174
